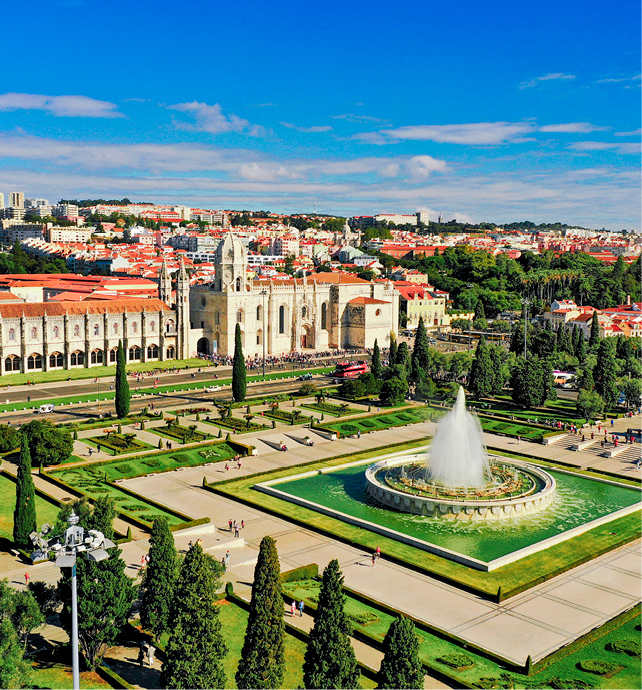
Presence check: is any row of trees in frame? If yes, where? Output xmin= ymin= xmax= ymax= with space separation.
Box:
xmin=141 ymin=521 xmax=423 ymax=688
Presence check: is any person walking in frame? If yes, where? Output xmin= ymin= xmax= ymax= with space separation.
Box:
xmin=137 ymin=644 xmax=145 ymax=668
xmin=371 ymin=553 xmax=376 ymax=567
xmin=225 ymin=550 xmax=230 ymax=567
xmin=376 ymin=545 xmax=381 ymax=559
xmin=228 ymin=518 xmax=233 ymax=532
xmin=517 ymin=435 xmax=521 ymax=445
xmin=291 ymin=600 xmax=296 ymax=617
xmin=299 ymin=600 xmax=304 ymax=617
xmin=241 ymin=519 xmax=245 ymax=530
xmin=24 ymin=572 xmax=30 ymax=586
xmin=147 ymin=644 xmax=155 ymax=667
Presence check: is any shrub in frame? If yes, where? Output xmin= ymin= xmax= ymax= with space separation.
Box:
xmin=144 ymin=458 xmax=162 ymax=467
xmin=340 ymin=424 xmax=360 ymax=435
xmin=114 ymin=464 xmax=133 ymax=474
xmin=171 ymin=454 xmax=190 ymax=463
xmin=578 ymin=660 xmax=620 ymax=675
xmin=123 ymin=504 xmax=148 ymax=512
xmin=549 ymin=678 xmax=595 ymax=689
xmin=361 ymin=420 xmax=376 ymax=428
xmin=606 ymin=639 xmax=640 ymax=657
xmin=280 ymin=564 xmax=319 ymax=583
xmin=437 ymin=653 xmax=474 ymax=669
xmin=348 ymin=612 xmax=379 ymax=626
xmin=299 ymin=383 xmax=318 ymax=396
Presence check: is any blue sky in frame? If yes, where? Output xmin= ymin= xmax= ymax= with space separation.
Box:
xmin=0 ymin=0 xmax=639 ymax=229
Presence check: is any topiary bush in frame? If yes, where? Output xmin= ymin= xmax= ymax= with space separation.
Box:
xmin=172 ymin=454 xmax=190 ymax=463
xmin=348 ymin=611 xmax=379 ymax=626
xmin=340 ymin=424 xmax=360 ymax=435
xmin=606 ymin=639 xmax=640 ymax=657
xmin=437 ymin=653 xmax=474 ymax=669
xmin=114 ymin=464 xmax=133 ymax=474
xmin=578 ymin=660 xmax=620 ymax=675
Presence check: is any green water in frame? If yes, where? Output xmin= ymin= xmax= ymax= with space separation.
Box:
xmin=273 ymin=462 xmax=641 ymax=562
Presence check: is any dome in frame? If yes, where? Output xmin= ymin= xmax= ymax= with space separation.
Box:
xmin=214 ymin=233 xmax=247 ymax=265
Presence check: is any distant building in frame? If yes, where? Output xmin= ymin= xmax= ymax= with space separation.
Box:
xmin=45 ymin=226 xmax=92 ymax=243
xmin=9 ymin=192 xmax=24 ymax=208
xmin=0 ymin=223 xmax=44 ymax=243
xmin=375 ymin=213 xmax=418 ymax=226
xmin=25 ymin=198 xmax=49 ymax=209
xmin=395 ymin=282 xmax=447 ymax=330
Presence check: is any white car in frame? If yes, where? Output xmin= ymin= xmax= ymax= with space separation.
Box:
xmin=206 ymin=385 xmax=222 ymax=392
xmin=37 ymin=403 xmax=55 ymax=414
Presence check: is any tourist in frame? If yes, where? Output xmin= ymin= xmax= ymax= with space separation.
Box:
xmin=141 ymin=555 xmax=146 ymax=569
xmin=225 ymin=550 xmax=230 ymax=567
xmin=237 ymin=458 xmax=242 ymax=469
xmin=291 ymin=600 xmax=296 ymax=617
xmin=241 ymin=519 xmax=245 ymax=529
xmin=137 ymin=644 xmax=145 ymax=668
xmin=517 ymin=436 xmax=521 ymax=445
xmin=611 ymin=419 xmax=614 ymax=428
xmin=376 ymin=545 xmax=381 ymax=559
xmin=591 ymin=432 xmax=594 ymax=440
xmin=371 ymin=553 xmax=376 ymax=567
xmin=299 ymin=600 xmax=304 ymax=616
xmin=147 ymin=644 xmax=155 ymax=667
xmin=88 ymin=447 xmax=93 ymax=457
xmin=228 ymin=519 xmax=233 ymax=532
xmin=24 ymin=572 xmax=29 ymax=586
xmin=234 ymin=524 xmax=240 ymax=538
xmin=188 ymin=540 xmax=193 ymax=549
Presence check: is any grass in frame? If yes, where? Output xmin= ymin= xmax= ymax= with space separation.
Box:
xmin=207 ymin=444 xmax=641 ymax=600
xmin=480 ymin=418 xmax=546 ymax=441
xmin=318 ymin=407 xmax=433 ymax=435
xmin=148 ymin=424 xmax=211 ymax=443
xmin=301 ymin=401 xmax=361 ymax=417
xmin=202 ymin=417 xmax=270 ymax=433
xmin=30 ymin=661 xmax=112 ymax=689
xmin=83 ymin=433 xmax=156 ymax=455
xmin=282 ymin=581 xmax=641 ymax=689
xmin=0 ymin=472 xmax=60 ymax=542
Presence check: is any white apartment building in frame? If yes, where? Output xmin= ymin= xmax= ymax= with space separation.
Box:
xmin=52 ymin=204 xmax=79 ymax=218
xmin=375 ymin=213 xmax=418 ymax=226
xmin=25 ymin=198 xmax=49 ymax=208
xmin=0 ymin=193 xmax=4 ymax=208
xmin=9 ymin=192 xmax=24 ymax=208
xmin=45 ymin=226 xmax=93 ymax=243
xmin=271 ymin=236 xmax=299 ymax=256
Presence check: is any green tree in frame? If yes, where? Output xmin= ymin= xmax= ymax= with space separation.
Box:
xmin=371 ymin=339 xmax=382 ymax=379
xmin=380 ymin=378 xmax=406 ymax=406
xmin=378 ymin=616 xmax=423 ymax=689
xmin=115 ymin=340 xmax=130 ymax=418
xmin=10 ymin=590 xmax=44 ymax=650
xmin=338 ymin=379 xmax=365 ymax=400
xmin=140 ymin=518 xmax=178 ymax=641
xmin=13 ymin=437 xmax=36 ymax=549
xmin=303 ymin=559 xmax=359 ymax=690
xmin=589 ymin=313 xmax=600 ymax=348
xmin=395 ymin=342 xmax=411 ymax=370
xmin=21 ymin=420 xmax=73 ymax=467
xmin=236 ymin=536 xmax=285 ymax=689
xmin=0 ymin=617 xmax=31 ymax=688
xmin=576 ymin=330 xmax=587 ymax=362
xmin=620 ymin=378 xmax=642 ymax=410
xmin=489 ymin=345 xmax=505 ymax=395
xmin=576 ymin=389 xmax=605 ymax=422
xmin=467 ymin=337 xmax=494 ymax=399
xmin=594 ymin=339 xmax=618 ymax=406
xmin=57 ymin=499 xmax=135 ymax=669
xmin=411 ymin=317 xmax=430 ymax=382
xmin=161 ymin=543 xmax=227 ymax=689
xmin=510 ymin=358 xmax=547 ymax=409
xmin=388 ymin=336 xmax=397 ymax=366
xmin=0 ymin=425 xmax=19 ymax=453
xmin=232 ymin=323 xmax=247 ymax=402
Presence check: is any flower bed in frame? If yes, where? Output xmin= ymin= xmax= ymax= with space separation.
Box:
xmin=204 ymin=417 xmax=269 ymax=432
xmin=172 ymin=407 xmax=212 ymax=415
xmin=86 ymin=433 xmax=154 ymax=455
xmin=264 ymin=409 xmax=313 ymax=425
xmin=151 ymin=424 xmax=211 ymax=443
xmin=301 ymin=402 xmax=360 ymax=417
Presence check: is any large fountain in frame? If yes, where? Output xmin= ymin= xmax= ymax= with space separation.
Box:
xmin=365 ymin=387 xmax=556 ymax=521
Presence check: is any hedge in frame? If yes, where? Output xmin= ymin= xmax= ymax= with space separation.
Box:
xmin=280 ymin=563 xmax=319 ymax=583
xmin=96 ymin=662 xmax=135 ymax=689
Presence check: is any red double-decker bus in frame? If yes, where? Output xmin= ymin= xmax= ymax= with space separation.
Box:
xmin=332 ymin=360 xmax=368 ymax=380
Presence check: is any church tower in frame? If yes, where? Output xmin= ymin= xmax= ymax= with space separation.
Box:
xmin=213 ymin=232 xmax=248 ymax=292
xmin=176 ymin=257 xmax=190 ymax=359
xmin=159 ymin=260 xmax=172 ymax=305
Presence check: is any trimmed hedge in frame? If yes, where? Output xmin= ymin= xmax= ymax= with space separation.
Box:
xmin=97 ymin=662 xmax=136 ymax=689
xmin=280 ymin=563 xmax=319 ymax=583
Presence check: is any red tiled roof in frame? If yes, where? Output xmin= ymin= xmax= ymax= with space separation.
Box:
xmin=0 ymin=298 xmax=172 ymax=319
xmin=348 ymin=297 xmax=389 ymax=305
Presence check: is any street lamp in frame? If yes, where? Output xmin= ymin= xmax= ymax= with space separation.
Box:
xmin=520 ymin=298 xmax=531 ymax=359
xmin=30 ymin=512 xmax=116 ymax=690
xmin=260 ymin=289 xmax=267 ymax=380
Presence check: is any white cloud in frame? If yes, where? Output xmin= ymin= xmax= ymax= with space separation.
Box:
xmin=519 ymin=73 xmax=575 ymax=89
xmin=0 ymin=92 xmax=123 ymax=118
xmin=359 ymin=122 xmax=535 ymax=145
xmin=331 ymin=113 xmax=389 ymax=124
xmin=539 ymin=122 xmax=608 ymax=133
xmin=569 ymin=141 xmax=641 ymax=154
xmin=167 ymin=101 xmax=266 ymax=136
xmin=280 ymin=122 xmax=333 ymax=133
xmin=250 ymin=102 xmax=277 ymax=108
xmin=614 ymin=129 xmax=641 ymax=137
xmin=596 ymin=74 xmax=641 ymax=84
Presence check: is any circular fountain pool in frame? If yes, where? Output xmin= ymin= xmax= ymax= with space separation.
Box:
xmin=365 ymin=455 xmax=556 ymax=521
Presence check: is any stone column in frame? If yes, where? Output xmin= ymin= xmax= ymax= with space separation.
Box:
xmin=63 ymin=315 xmax=70 ymax=370
xmin=141 ymin=311 xmax=148 ymax=362
xmin=42 ymin=316 xmax=49 ymax=372
xmin=103 ymin=313 xmax=110 ymax=367
xmin=20 ymin=316 xmax=26 ymax=374
xmin=84 ymin=314 xmax=90 ymax=368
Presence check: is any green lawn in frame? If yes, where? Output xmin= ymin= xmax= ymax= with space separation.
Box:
xmin=83 ymin=434 xmax=156 ymax=455
xmin=318 ymin=407 xmax=433 ymax=435
xmin=0 ymin=473 xmax=61 ymax=543
xmin=30 ymin=661 xmax=112 ymax=689
xmin=301 ymin=401 xmax=361 ymax=417
xmin=283 ymin=580 xmax=641 ymax=689
xmin=480 ymin=417 xmax=546 ymax=441
xmin=46 ymin=444 xmax=236 ymax=528
xmin=208 ymin=444 xmax=641 ymax=600
xmin=148 ymin=424 xmax=212 ymax=444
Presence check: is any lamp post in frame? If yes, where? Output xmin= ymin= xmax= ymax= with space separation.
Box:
xmin=260 ymin=289 xmax=267 ymax=380
xmin=30 ymin=512 xmax=116 ymax=690
xmin=521 ymin=298 xmax=531 ymax=359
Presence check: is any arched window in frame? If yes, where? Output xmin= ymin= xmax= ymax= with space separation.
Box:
xmin=236 ymin=277 xmax=242 ymax=292
xmin=166 ymin=320 xmax=175 ymax=333
xmin=237 ymin=309 xmax=243 ymax=323
xmin=27 ymin=354 xmax=42 ymax=370
xmin=31 ymin=327 xmax=38 ymax=340
xmin=302 ymin=306 xmax=307 ymax=319
xmin=53 ymin=325 xmax=59 ymax=339
xmin=73 ymin=325 xmax=80 ymax=337
xmin=279 ymin=305 xmax=285 ymax=334
xmin=257 ymin=329 xmax=263 ymax=346
xmin=147 ymin=344 xmax=159 ymax=359
xmin=109 ymin=348 xmax=117 ymax=363
xmin=166 ymin=345 xmax=176 ymax=359
xmin=8 ymin=328 xmax=15 ymax=341
xmin=150 ymin=320 xmax=156 ymax=332
xmin=256 ymin=305 xmax=262 ymax=320
xmin=128 ymin=346 xmax=141 ymax=361
xmin=49 ymin=352 xmax=63 ymax=368
xmin=5 ymin=355 xmax=20 ymax=372
xmin=321 ymin=302 xmax=328 ymax=330
xmin=113 ymin=323 xmax=119 ymax=335
xmin=131 ymin=322 xmax=138 ymax=334
xmin=70 ymin=351 xmax=85 ymax=366
xmin=91 ymin=349 xmax=103 ymax=364
xmin=93 ymin=324 xmax=100 ymax=336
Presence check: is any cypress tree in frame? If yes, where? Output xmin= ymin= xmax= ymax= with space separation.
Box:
xmin=371 ymin=339 xmax=381 ymax=379
xmin=468 ymin=337 xmax=493 ymax=400
xmin=594 ymin=339 xmax=618 ymax=407
xmin=303 ymin=559 xmax=359 ymax=689
xmin=232 ymin=323 xmax=247 ymax=403
xmin=489 ymin=345 xmax=504 ymax=395
xmin=396 ymin=342 xmax=411 ymax=370
xmin=576 ymin=329 xmax=586 ymax=362
xmin=141 ymin=518 xmax=178 ymax=641
xmin=161 ymin=543 xmax=227 ymax=689
xmin=114 ymin=340 xmax=130 ymax=418
xmin=589 ymin=313 xmax=600 ymax=348
xmin=236 ymin=536 xmax=285 ymax=689
xmin=388 ymin=335 xmax=397 ymax=367
xmin=378 ymin=616 xmax=423 ymax=689
xmin=13 ymin=435 xmax=36 ymax=549
xmin=411 ymin=317 xmax=430 ymax=382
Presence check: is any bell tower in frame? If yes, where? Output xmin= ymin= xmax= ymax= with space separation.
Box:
xmin=159 ymin=260 xmax=172 ymax=305
xmin=176 ymin=258 xmax=190 ymax=359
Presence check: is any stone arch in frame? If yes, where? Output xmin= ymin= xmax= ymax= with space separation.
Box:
xmin=196 ymin=337 xmax=210 ymax=355
xmin=49 ymin=352 xmax=64 ymax=368
xmin=27 ymin=353 xmax=43 ymax=370
xmin=5 ymin=355 xmax=20 ymax=372
xmin=300 ymin=324 xmax=314 ymax=349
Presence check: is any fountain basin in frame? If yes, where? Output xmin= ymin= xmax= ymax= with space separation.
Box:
xmin=365 ymin=455 xmax=556 ymax=521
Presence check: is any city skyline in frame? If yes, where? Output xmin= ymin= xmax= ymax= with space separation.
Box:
xmin=0 ymin=0 xmax=639 ymax=230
